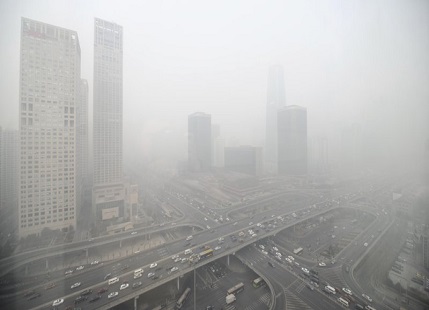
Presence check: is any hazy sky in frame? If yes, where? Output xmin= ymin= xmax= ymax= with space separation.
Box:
xmin=1 ymin=0 xmax=428 ymax=166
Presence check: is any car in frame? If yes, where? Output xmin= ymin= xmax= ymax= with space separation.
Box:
xmin=133 ymin=281 xmax=142 ymax=288
xmin=259 ymin=245 xmax=265 ymax=250
xmin=273 ymin=247 xmax=279 ymax=251
xmin=148 ymin=272 xmax=155 ymax=278
xmin=74 ymin=296 xmax=87 ymax=304
xmin=306 ymin=284 xmax=315 ymax=291
xmin=288 ymin=255 xmax=294 ymax=261
xmin=89 ymin=295 xmax=101 ymax=303
xmin=150 ymin=263 xmax=157 ymax=268
xmin=186 ymin=235 xmax=193 ymax=241
xmin=120 ymin=283 xmax=129 ymax=290
xmin=318 ymin=262 xmax=326 ymax=267
xmin=76 ymin=265 xmax=84 ymax=271
xmin=131 ymin=231 xmax=137 ymax=235
xmin=362 ymin=294 xmax=372 ymax=302
xmin=233 ymin=222 xmax=238 ymax=225
xmin=45 ymin=283 xmax=56 ymax=290
xmin=249 ymin=222 xmax=253 ymax=226
xmin=268 ymin=262 xmax=275 ymax=268
xmin=171 ymin=254 xmax=179 ymax=260
xmin=301 ymin=267 xmax=309 ymax=274
xmin=52 ymin=299 xmax=64 ymax=306
xmin=98 ymin=287 xmax=108 ymax=294
xmin=65 ymin=270 xmax=73 ymax=275
xmin=90 ymin=260 xmax=99 ymax=265
xmin=104 ymin=273 xmax=112 ymax=280
xmin=214 ymin=246 xmax=221 ymax=251
xmin=171 ymin=267 xmax=179 ymax=272
xmin=181 ymin=258 xmax=188 ymax=263
xmin=134 ymin=250 xmax=141 ymax=254
xmin=204 ymin=217 xmax=207 ymax=221
xmin=262 ymin=250 xmax=268 ymax=255
xmin=364 ymin=242 xmax=368 ymax=247
xmin=108 ymin=292 xmax=118 ymax=299
xmin=27 ymin=292 xmax=41 ymax=300
xmin=80 ymin=289 xmax=92 ymax=296
xmin=206 ymin=225 xmax=211 ymax=229
xmin=285 ymin=257 xmax=292 ymax=263
xmin=174 ymin=257 xmax=181 ymax=263
xmin=134 ymin=273 xmax=143 ymax=279
xmin=342 ymin=288 xmax=352 ymax=296
xmin=71 ymin=282 xmax=81 ymax=289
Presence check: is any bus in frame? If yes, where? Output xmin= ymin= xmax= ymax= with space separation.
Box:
xmin=252 ymin=277 xmax=265 ymax=288
xmin=227 ymin=282 xmax=244 ymax=295
xmin=176 ymin=288 xmax=191 ymax=309
xmin=293 ymin=247 xmax=303 ymax=255
xmin=199 ymin=248 xmax=214 ymax=259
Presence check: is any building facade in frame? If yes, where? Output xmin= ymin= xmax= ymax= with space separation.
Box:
xmin=18 ymin=18 xmax=81 ymax=237
xmin=277 ymin=105 xmax=307 ymax=175
xmin=265 ymin=65 xmax=286 ymax=174
xmin=92 ymin=18 xmax=125 ymax=223
xmin=224 ymin=146 xmax=263 ymax=176
xmin=188 ymin=112 xmax=212 ymax=172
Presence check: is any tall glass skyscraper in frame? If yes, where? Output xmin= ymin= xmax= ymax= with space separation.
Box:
xmin=18 ymin=18 xmax=81 ymax=237
xmin=188 ymin=112 xmax=212 ymax=172
xmin=92 ymin=18 xmax=125 ymax=222
xmin=265 ymin=65 xmax=286 ymax=174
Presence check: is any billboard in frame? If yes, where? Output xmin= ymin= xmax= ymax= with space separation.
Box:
xmin=102 ymin=207 xmax=119 ymax=220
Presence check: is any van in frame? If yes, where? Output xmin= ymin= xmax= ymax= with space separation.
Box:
xmin=134 ymin=268 xmax=143 ymax=276
xmin=338 ymin=297 xmax=349 ymax=307
xmin=184 ymin=249 xmax=192 ymax=255
xmin=108 ymin=277 xmax=119 ymax=285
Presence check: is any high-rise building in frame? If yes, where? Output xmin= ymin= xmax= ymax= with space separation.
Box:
xmin=211 ymin=124 xmax=224 ymax=168
xmin=92 ymin=18 xmax=125 ymax=222
xmin=224 ymin=146 xmax=263 ymax=176
xmin=277 ymin=105 xmax=307 ymax=175
xmin=265 ymin=65 xmax=286 ymax=174
xmin=188 ymin=112 xmax=211 ymax=172
xmin=76 ymin=79 xmax=89 ymax=216
xmin=1 ymin=130 xmax=19 ymax=229
xmin=18 ymin=18 xmax=81 ymax=237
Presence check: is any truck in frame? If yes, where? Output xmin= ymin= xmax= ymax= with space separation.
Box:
xmin=226 ymin=294 xmax=236 ymax=304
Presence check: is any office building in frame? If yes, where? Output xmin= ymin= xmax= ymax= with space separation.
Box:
xmin=1 ymin=130 xmax=19 ymax=226
xmin=212 ymin=124 xmax=224 ymax=168
xmin=224 ymin=146 xmax=263 ymax=176
xmin=92 ymin=18 xmax=125 ymax=222
xmin=188 ymin=112 xmax=211 ymax=172
xmin=277 ymin=105 xmax=307 ymax=175
xmin=18 ymin=18 xmax=81 ymax=237
xmin=265 ymin=65 xmax=286 ymax=174
xmin=76 ymin=79 xmax=89 ymax=216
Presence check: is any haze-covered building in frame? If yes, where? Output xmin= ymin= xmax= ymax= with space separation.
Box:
xmin=188 ymin=112 xmax=212 ymax=172
xmin=224 ymin=146 xmax=263 ymax=176
xmin=277 ymin=105 xmax=307 ymax=175
xmin=92 ymin=18 xmax=125 ymax=223
xmin=18 ymin=18 xmax=81 ymax=237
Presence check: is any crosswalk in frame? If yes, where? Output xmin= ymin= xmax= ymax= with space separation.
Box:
xmin=243 ymin=292 xmax=271 ymax=310
xmin=156 ymin=246 xmax=169 ymax=258
xmin=318 ymin=265 xmax=346 ymax=288
xmin=284 ymin=290 xmax=312 ymax=310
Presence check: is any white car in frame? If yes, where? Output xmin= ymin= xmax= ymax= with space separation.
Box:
xmin=52 ymin=299 xmax=64 ymax=306
xmin=76 ymin=265 xmax=84 ymax=271
xmin=214 ymin=246 xmax=221 ymax=251
xmin=249 ymin=222 xmax=253 ymax=226
xmin=273 ymin=247 xmax=279 ymax=251
xmin=90 ymin=260 xmax=99 ymax=265
xmin=134 ymin=273 xmax=143 ymax=279
xmin=301 ymin=268 xmax=309 ymax=274
xmin=204 ymin=217 xmax=207 ymax=221
xmin=233 ymin=222 xmax=238 ymax=226
xmin=206 ymin=225 xmax=211 ymax=229
xmin=285 ymin=258 xmax=292 ymax=263
xmin=181 ymin=258 xmax=188 ymax=263
xmin=65 ymin=270 xmax=73 ymax=275
xmin=342 ymin=288 xmax=352 ymax=296
xmin=147 ymin=272 xmax=155 ymax=278
xmin=171 ymin=255 xmax=179 ymax=260
xmin=71 ymin=282 xmax=81 ymax=289
xmin=108 ymin=292 xmax=118 ymax=299
xmin=120 ymin=283 xmax=129 ymax=290
xmin=131 ymin=231 xmax=137 ymax=235
xmin=362 ymin=294 xmax=372 ymax=302
xmin=171 ymin=267 xmax=179 ymax=272
xmin=318 ymin=262 xmax=326 ymax=267
xmin=364 ymin=242 xmax=368 ymax=247
xmin=259 ymin=245 xmax=265 ymax=250
xmin=262 ymin=250 xmax=268 ymax=255
xmin=150 ymin=263 xmax=157 ymax=268
xmin=174 ymin=257 xmax=181 ymax=263
xmin=288 ymin=255 xmax=294 ymax=261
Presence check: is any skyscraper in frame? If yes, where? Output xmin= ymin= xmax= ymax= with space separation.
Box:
xmin=277 ymin=105 xmax=307 ymax=175
xmin=76 ymin=79 xmax=89 ymax=216
xmin=265 ymin=65 xmax=286 ymax=174
xmin=188 ymin=112 xmax=212 ymax=172
xmin=224 ymin=146 xmax=263 ymax=176
xmin=1 ymin=130 xmax=19 ymax=229
xmin=92 ymin=18 xmax=125 ymax=222
xmin=18 ymin=18 xmax=81 ymax=237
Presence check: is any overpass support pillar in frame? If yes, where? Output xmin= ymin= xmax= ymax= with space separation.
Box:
xmin=45 ymin=259 xmax=49 ymax=270
xmin=134 ymin=296 xmax=139 ymax=310
xmin=177 ymin=276 xmax=180 ymax=291
xmin=119 ymin=239 xmax=122 ymax=248
xmin=227 ymin=254 xmax=230 ymax=266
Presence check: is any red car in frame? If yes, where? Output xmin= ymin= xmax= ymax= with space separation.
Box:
xmin=98 ymin=287 xmax=108 ymax=294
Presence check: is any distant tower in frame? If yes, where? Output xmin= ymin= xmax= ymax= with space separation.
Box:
xmin=277 ymin=105 xmax=307 ymax=175
xmin=18 ymin=18 xmax=81 ymax=237
xmin=265 ymin=65 xmax=286 ymax=174
xmin=188 ymin=113 xmax=212 ymax=172
xmin=92 ymin=18 xmax=125 ymax=222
